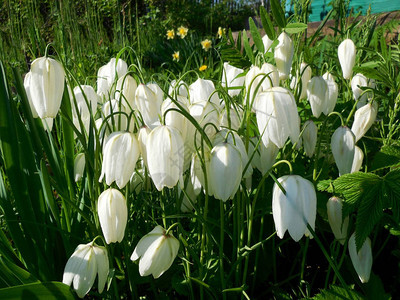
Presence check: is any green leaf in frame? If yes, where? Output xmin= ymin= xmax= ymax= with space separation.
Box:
xmin=242 ymin=30 xmax=254 ymax=64
xmin=260 ymin=6 xmax=276 ymax=40
xmin=313 ymin=285 xmax=363 ymax=300
xmin=284 ymin=23 xmax=308 ymax=34
xmin=317 ymin=180 xmax=333 ymax=193
xmin=333 ymin=172 xmax=383 ymax=250
xmin=249 ymin=17 xmax=264 ymax=54
xmin=270 ymin=0 xmax=286 ymax=28
xmin=0 ymin=282 xmax=75 ymax=300
xmin=370 ymin=144 xmax=400 ymax=171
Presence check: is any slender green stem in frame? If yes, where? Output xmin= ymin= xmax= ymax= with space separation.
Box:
xmin=219 ymin=201 xmax=226 ymax=299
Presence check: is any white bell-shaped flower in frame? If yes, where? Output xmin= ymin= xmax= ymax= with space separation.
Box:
xmin=327 ymin=197 xmax=349 ymax=245
xmin=348 ymin=233 xmax=372 ymax=283
xmin=272 ymin=175 xmax=317 ymax=242
xmin=131 ymin=225 xmax=180 ymax=278
xmin=219 ymin=105 xmax=243 ymax=131
xmin=189 ymin=78 xmax=219 ymax=106
xmin=338 ymin=39 xmax=356 ymax=79
xmin=255 ymin=87 xmax=300 ymax=149
xmin=290 ymin=62 xmax=312 ymax=100
xmin=274 ymin=32 xmax=294 ymax=80
xmin=351 ymin=102 xmax=378 ymax=142
xmin=221 ymin=62 xmax=245 ymax=97
xmin=322 ymin=72 xmax=339 ymax=115
xmin=102 ymin=99 xmax=133 ymax=132
xmin=178 ymin=176 xmax=197 ymax=212
xmin=209 ymin=141 xmax=242 ymax=201
xmin=74 ymin=153 xmax=85 ymax=182
xmin=97 ymin=58 xmax=128 ymax=99
xmin=63 ymin=242 xmax=109 ymax=298
xmin=260 ymin=63 xmax=280 ymax=90
xmin=168 ymin=79 xmax=189 ymax=98
xmin=98 ymin=188 xmax=128 ymax=244
xmin=190 ymin=149 xmax=213 ymax=196
xmin=351 ymin=146 xmax=364 ymax=173
xmin=135 ymin=84 xmax=162 ymax=129
xmin=72 ymin=85 xmax=98 ymax=135
xmin=24 ymin=71 xmax=54 ymax=130
xmin=307 ymin=76 xmax=328 ymax=118
xmin=331 ymin=126 xmax=355 ymax=176
xmin=28 ymin=56 xmax=65 ymax=119
xmin=115 ymin=75 xmax=137 ymax=110
xmin=147 ymin=125 xmax=184 ymax=191
xmin=138 ymin=126 xmax=151 ymax=170
xmin=161 ymin=97 xmax=188 ymax=140
xmin=99 ymin=132 xmax=140 ymax=189
xmin=256 ymin=137 xmax=279 ymax=175
xmin=245 ymin=65 xmax=263 ymax=111
xmin=302 ymin=120 xmax=318 ymax=158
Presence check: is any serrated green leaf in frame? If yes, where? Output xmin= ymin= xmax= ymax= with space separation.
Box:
xmin=313 ymin=285 xmax=363 ymax=300
xmin=284 ymin=23 xmax=308 ymax=34
xmin=249 ymin=17 xmax=264 ymax=54
xmin=242 ymin=30 xmax=254 ymax=64
xmin=317 ymin=180 xmax=333 ymax=193
xmin=260 ymin=6 xmax=276 ymax=40
xmin=0 ymin=282 xmax=75 ymax=300
xmin=371 ymin=145 xmax=400 ymax=171
xmin=270 ymin=0 xmax=286 ymax=28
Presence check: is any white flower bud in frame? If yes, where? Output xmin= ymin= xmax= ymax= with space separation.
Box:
xmin=351 ymin=102 xmax=378 ymax=142
xmin=135 ymin=84 xmax=162 ymax=129
xmin=351 ymin=146 xmax=364 ymax=173
xmin=322 ymin=72 xmax=338 ymax=115
xmin=348 ymin=233 xmax=372 ymax=283
xmin=274 ymin=32 xmax=294 ymax=80
xmin=221 ymin=62 xmax=245 ymax=97
xmin=302 ymin=120 xmax=318 ymax=157
xmin=351 ymin=73 xmax=369 ymax=108
xmin=262 ymin=34 xmax=273 ymax=53
xmin=97 ymin=58 xmax=128 ymax=99
xmin=327 ymin=197 xmax=349 ymax=244
xmin=74 ymin=153 xmax=85 ymax=182
xmin=98 ymin=188 xmax=128 ymax=244
xmin=115 ymin=75 xmax=137 ymax=110
xmin=189 ymin=78 xmax=219 ymax=106
xmin=331 ymin=126 xmax=355 ymax=176
xmin=338 ymin=39 xmax=356 ymax=79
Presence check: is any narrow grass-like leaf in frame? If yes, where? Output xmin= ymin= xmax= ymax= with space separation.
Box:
xmin=284 ymin=23 xmax=308 ymax=34
xmin=0 ymin=282 xmax=75 ymax=300
xmin=242 ymin=30 xmax=254 ymax=64
xmin=249 ymin=17 xmax=264 ymax=54
xmin=270 ymin=0 xmax=287 ymax=28
xmin=260 ymin=6 xmax=276 ymax=40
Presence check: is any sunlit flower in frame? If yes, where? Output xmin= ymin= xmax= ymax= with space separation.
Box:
xmin=177 ymin=26 xmax=188 ymax=39
xmin=201 ymin=39 xmax=212 ymax=51
xmin=199 ymin=65 xmax=207 ymax=71
xmin=166 ymin=29 xmax=175 ymax=39
xmin=172 ymin=51 xmax=180 ymax=62
xmin=217 ymin=27 xmax=226 ymax=38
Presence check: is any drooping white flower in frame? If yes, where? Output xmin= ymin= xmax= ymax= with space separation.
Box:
xmin=28 ymin=56 xmax=65 ymax=119
xmin=302 ymin=120 xmax=318 ymax=158
xmin=322 ymin=72 xmax=339 ymax=115
xmin=338 ymin=39 xmax=356 ymax=79
xmin=98 ymin=188 xmax=128 ymax=244
xmin=147 ymin=125 xmax=184 ymax=191
xmin=260 ymin=63 xmax=280 ymax=90
xmin=272 ymin=175 xmax=317 ymax=242
xmin=221 ymin=62 xmax=245 ymax=97
xmin=351 ymin=73 xmax=369 ymax=108
xmin=262 ymin=34 xmax=273 ymax=53
xmin=290 ymin=62 xmax=312 ymax=100
xmin=274 ymin=32 xmax=294 ymax=80
xmin=99 ymin=131 xmax=140 ymax=189
xmin=348 ymin=233 xmax=372 ymax=283
xmin=351 ymin=102 xmax=378 ymax=142
xmin=131 ymin=225 xmax=180 ymax=278
xmin=74 ymin=153 xmax=85 ymax=182
xmin=351 ymin=146 xmax=364 ymax=173
xmin=307 ymin=76 xmax=328 ymax=118
xmin=63 ymin=242 xmax=109 ymax=298
xmin=255 ymin=87 xmax=300 ymax=148
xmin=209 ymin=141 xmax=243 ymax=201
xmin=188 ymin=78 xmax=219 ymax=106
xmin=115 ymin=75 xmax=138 ymax=110
xmin=331 ymin=126 xmax=355 ymax=176
xmin=327 ymin=197 xmax=349 ymax=245
xmin=97 ymin=58 xmax=128 ymax=99
xmin=135 ymin=84 xmax=162 ymax=129
xmin=190 ymin=149 xmax=213 ymax=196
xmin=168 ymin=79 xmax=189 ymax=98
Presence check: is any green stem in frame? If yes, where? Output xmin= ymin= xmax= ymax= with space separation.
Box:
xmin=219 ymin=201 xmax=226 ymax=299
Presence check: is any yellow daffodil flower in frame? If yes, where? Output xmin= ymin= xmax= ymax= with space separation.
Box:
xmin=217 ymin=27 xmax=226 ymax=39
xmin=199 ymin=65 xmax=207 ymax=71
xmin=201 ymin=39 xmax=212 ymax=51
xmin=166 ymin=29 xmax=175 ymax=39
xmin=177 ymin=26 xmax=188 ymax=39
xmin=172 ymin=51 xmax=180 ymax=62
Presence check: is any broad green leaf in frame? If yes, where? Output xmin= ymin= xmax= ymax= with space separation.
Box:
xmin=0 ymin=282 xmax=75 ymax=300
xmin=0 ymin=256 xmax=39 ymax=287
xmin=270 ymin=0 xmax=286 ymax=28
xmin=284 ymin=23 xmax=308 ymax=34
xmin=249 ymin=17 xmax=264 ymax=54
xmin=260 ymin=6 xmax=276 ymax=40
xmin=313 ymin=285 xmax=363 ymax=300
xmin=370 ymin=144 xmax=400 ymax=171
xmin=242 ymin=30 xmax=255 ymax=64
